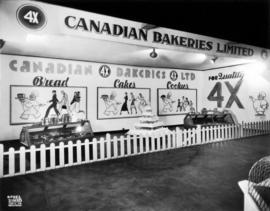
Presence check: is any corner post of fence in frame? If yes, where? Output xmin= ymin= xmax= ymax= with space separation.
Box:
xmin=0 ymin=144 xmax=3 ymax=177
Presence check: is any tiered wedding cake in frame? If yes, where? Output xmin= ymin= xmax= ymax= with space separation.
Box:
xmin=128 ymin=105 xmax=170 ymax=135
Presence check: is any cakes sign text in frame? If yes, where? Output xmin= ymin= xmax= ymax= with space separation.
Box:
xmin=114 ymin=79 xmax=136 ymax=88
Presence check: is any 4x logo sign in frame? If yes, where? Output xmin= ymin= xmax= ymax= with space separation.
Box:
xmin=207 ymin=78 xmax=244 ymax=109
xmin=225 ymin=78 xmax=244 ymax=108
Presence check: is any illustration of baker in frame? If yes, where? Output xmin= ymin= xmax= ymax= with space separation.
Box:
xmin=44 ymin=90 xmax=60 ymax=118
xmin=16 ymin=91 xmax=45 ymax=120
xmin=100 ymin=91 xmax=120 ymax=116
xmin=249 ymin=92 xmax=269 ymax=116
xmin=160 ymin=92 xmax=175 ymax=112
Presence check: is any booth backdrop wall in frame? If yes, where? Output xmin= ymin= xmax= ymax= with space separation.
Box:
xmin=0 ymin=54 xmax=203 ymax=141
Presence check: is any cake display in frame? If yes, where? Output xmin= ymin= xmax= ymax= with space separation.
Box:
xmin=127 ymin=105 xmax=170 ymax=135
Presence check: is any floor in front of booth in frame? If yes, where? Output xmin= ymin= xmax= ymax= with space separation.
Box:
xmin=1 ymin=135 xmax=270 ymax=211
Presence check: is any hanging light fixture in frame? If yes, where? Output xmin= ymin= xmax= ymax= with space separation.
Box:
xmin=150 ymin=48 xmax=158 ymax=58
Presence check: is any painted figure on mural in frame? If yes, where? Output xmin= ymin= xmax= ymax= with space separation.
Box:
xmin=100 ymin=92 xmax=120 ymax=116
xmin=249 ymin=92 xmax=269 ymax=116
xmin=160 ymin=92 xmax=175 ymax=112
xmin=120 ymin=92 xmax=129 ymax=115
xmin=189 ymin=100 xmax=195 ymax=113
xmin=176 ymin=99 xmax=182 ymax=112
xmin=137 ymin=93 xmax=147 ymax=113
xmin=59 ymin=90 xmax=70 ymax=113
xmin=16 ymin=91 xmax=45 ymax=120
xmin=70 ymin=91 xmax=81 ymax=113
xmin=129 ymin=92 xmax=137 ymax=114
xmin=44 ymin=90 xmax=60 ymax=118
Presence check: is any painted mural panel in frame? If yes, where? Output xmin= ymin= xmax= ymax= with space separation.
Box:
xmin=11 ymin=85 xmax=87 ymax=125
xmin=203 ymin=64 xmax=270 ymax=122
xmin=97 ymin=87 xmax=151 ymax=119
xmin=157 ymin=88 xmax=197 ymax=116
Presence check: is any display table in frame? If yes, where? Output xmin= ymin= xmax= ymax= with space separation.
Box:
xmin=238 ymin=180 xmax=260 ymax=211
xmin=183 ymin=110 xmax=237 ymax=129
xmin=20 ymin=120 xmax=93 ymax=147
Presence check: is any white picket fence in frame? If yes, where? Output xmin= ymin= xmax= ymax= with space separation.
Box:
xmin=1 ymin=121 xmax=270 ymax=178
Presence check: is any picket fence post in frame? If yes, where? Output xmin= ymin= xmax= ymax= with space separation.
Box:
xmin=212 ymin=126 xmax=216 ymax=142
xmin=175 ymin=127 xmax=181 ymax=148
xmin=50 ymin=143 xmax=56 ymax=169
xmin=146 ymin=135 xmax=150 ymax=152
xmin=68 ymin=141 xmax=73 ymax=165
xmin=100 ymin=138 xmax=105 ymax=160
xmin=76 ymin=140 xmax=82 ymax=164
xmin=120 ymin=136 xmax=125 ymax=157
xmin=113 ymin=136 xmax=118 ymax=157
xmin=172 ymin=130 xmax=176 ymax=148
xmin=59 ymin=142 xmax=65 ymax=167
xmin=240 ymin=123 xmax=243 ymax=138
xmin=19 ymin=146 xmax=26 ymax=175
xmin=191 ymin=128 xmax=196 ymax=145
xmin=133 ymin=135 xmax=138 ymax=154
xmin=92 ymin=138 xmax=98 ymax=161
xmin=231 ymin=125 xmax=235 ymax=139
xmin=40 ymin=144 xmax=46 ymax=171
xmin=151 ymin=134 xmax=156 ymax=152
xmin=106 ymin=134 xmax=111 ymax=159
xmin=30 ymin=145 xmax=36 ymax=173
xmin=182 ymin=130 xmax=186 ymax=146
xmin=8 ymin=148 xmax=15 ymax=176
xmin=85 ymin=139 xmax=90 ymax=162
xmin=156 ymin=133 xmax=161 ymax=151
xmin=0 ymin=144 xmax=4 ymax=177
xmin=127 ymin=135 xmax=131 ymax=155
xmin=204 ymin=127 xmax=208 ymax=143
xmin=139 ymin=135 xmax=144 ymax=153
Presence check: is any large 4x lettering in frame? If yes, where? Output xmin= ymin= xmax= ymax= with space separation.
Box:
xmin=207 ymin=78 xmax=244 ymax=109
